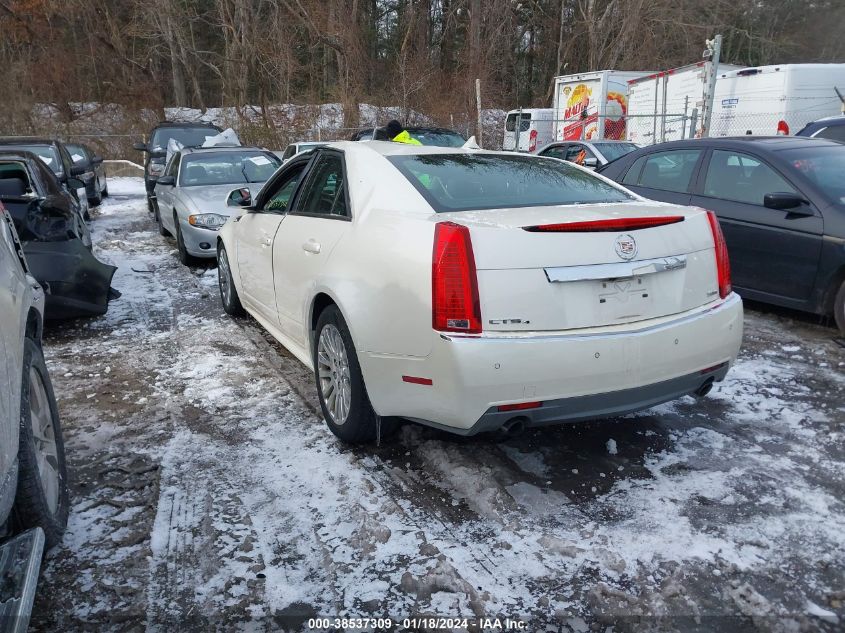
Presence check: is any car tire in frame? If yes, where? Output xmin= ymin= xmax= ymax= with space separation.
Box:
xmin=834 ymin=280 xmax=845 ymax=335
xmin=314 ymin=305 xmax=397 ymax=444
xmin=154 ymin=204 xmax=169 ymax=237
xmin=14 ymin=337 xmax=69 ymax=550
xmin=101 ymin=183 xmax=109 ymax=198
xmin=147 ymin=195 xmax=154 ymax=214
xmin=217 ymin=244 xmax=245 ymax=317
xmin=173 ymin=213 xmax=195 ymax=266
xmin=87 ymin=192 xmax=102 ymax=208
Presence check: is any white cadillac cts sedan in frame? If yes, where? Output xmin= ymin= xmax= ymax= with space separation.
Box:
xmin=216 ymin=142 xmax=742 ymax=443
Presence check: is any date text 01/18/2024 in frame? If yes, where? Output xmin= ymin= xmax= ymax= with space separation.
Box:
xmin=307 ymin=617 xmax=528 ymax=630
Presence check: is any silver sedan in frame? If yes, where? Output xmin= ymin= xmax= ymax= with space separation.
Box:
xmin=153 ymin=146 xmax=281 ymax=264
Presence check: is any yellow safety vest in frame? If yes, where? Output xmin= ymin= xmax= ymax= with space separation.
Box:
xmin=391 ymin=130 xmax=422 ymax=145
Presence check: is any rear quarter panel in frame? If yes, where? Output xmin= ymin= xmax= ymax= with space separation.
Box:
xmin=321 ymin=149 xmax=436 ymax=358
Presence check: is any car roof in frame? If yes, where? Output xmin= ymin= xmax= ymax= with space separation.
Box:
xmin=179 ymin=145 xmax=269 ymax=155
xmin=152 ymin=121 xmax=221 ymax=130
xmin=0 ymin=149 xmax=44 ymax=162
xmin=631 ymin=136 xmax=842 ymax=152
xmin=320 ymin=140 xmax=520 ymax=159
xmin=0 ymin=137 xmax=59 ymax=146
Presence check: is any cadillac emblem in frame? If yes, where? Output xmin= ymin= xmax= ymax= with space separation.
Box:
xmin=614 ymin=234 xmax=637 ymax=260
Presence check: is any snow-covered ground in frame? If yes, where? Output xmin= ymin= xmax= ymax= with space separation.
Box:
xmin=31 ymin=179 xmax=845 ymax=631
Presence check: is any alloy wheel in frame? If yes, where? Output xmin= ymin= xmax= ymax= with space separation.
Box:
xmin=28 ymin=366 xmax=60 ymax=514
xmin=218 ymin=248 xmax=232 ymax=307
xmin=317 ymin=324 xmax=351 ymax=425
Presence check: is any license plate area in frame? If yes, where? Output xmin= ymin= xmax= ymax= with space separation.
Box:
xmin=596 ymin=276 xmax=654 ymax=320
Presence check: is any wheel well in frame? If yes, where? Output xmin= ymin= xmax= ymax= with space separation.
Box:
xmin=311 ymin=294 xmax=336 ymax=334
xmin=25 ymin=308 xmax=42 ymax=343
xmin=822 ymin=265 xmax=845 ymax=315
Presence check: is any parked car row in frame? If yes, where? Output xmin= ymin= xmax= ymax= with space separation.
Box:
xmin=0 ymin=138 xmax=117 ymax=320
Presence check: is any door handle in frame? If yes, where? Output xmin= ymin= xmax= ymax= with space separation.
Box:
xmin=302 ymin=240 xmax=321 ymax=254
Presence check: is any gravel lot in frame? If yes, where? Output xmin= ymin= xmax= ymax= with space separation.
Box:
xmin=29 ymin=179 xmax=845 ymax=632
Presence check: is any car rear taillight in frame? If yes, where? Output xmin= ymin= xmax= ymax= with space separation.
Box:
xmin=523 ymin=216 xmax=685 ymax=232
xmin=432 ymin=222 xmax=482 ymax=333
xmin=529 ymin=129 xmax=538 ymax=152
xmin=706 ymin=211 xmax=731 ymax=299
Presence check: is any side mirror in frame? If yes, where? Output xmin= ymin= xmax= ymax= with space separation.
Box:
xmin=764 ymin=192 xmax=810 ymax=212
xmin=156 ymin=175 xmax=175 ymax=187
xmin=227 ymin=187 xmax=252 ymax=208
xmin=133 ymin=142 xmax=147 ymax=152
xmin=70 ymin=165 xmax=86 ymax=176
xmin=582 ymin=157 xmax=599 ymax=168
xmin=92 ymin=155 xmax=104 ymax=164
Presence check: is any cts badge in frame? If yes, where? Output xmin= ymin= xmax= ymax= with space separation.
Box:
xmin=614 ymin=234 xmax=637 ymax=260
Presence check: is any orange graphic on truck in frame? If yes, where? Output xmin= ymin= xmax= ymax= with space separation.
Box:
xmin=561 ymin=84 xmax=630 ymax=140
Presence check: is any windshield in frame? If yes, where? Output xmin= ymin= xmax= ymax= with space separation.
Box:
xmin=5 ymin=145 xmax=61 ymax=175
xmin=150 ymin=127 xmax=221 ymax=152
xmin=389 ymin=153 xmax=633 ymax=212
xmin=593 ymin=142 xmax=639 ymax=162
xmin=179 ymin=151 xmax=281 ymax=186
xmin=408 ymin=130 xmax=466 ymax=147
xmin=66 ymin=144 xmax=88 ymax=165
xmin=782 ymin=145 xmax=845 ymax=204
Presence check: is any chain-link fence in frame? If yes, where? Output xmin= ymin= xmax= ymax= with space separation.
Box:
xmin=502 ymin=112 xmax=701 ymax=152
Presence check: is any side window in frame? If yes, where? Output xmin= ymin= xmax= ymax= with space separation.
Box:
xmin=564 ymin=144 xmax=595 ymax=165
xmin=703 ymin=150 xmax=796 ymax=205
xmin=542 ymin=146 xmax=567 ymax=160
xmin=622 ymin=155 xmax=647 ymax=185
xmin=282 ymin=146 xmax=295 ymax=160
xmin=166 ymin=153 xmax=181 ymax=178
xmin=294 ymin=153 xmax=348 ymax=218
xmin=263 ymin=163 xmax=307 ymax=212
xmin=814 ymin=126 xmax=845 ymax=142
xmin=632 ymin=149 xmax=702 ymax=193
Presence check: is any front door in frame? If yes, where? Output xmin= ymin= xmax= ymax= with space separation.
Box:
xmin=235 ymin=161 xmax=308 ymax=322
xmin=272 ymin=151 xmax=352 ymax=348
xmin=690 ymin=149 xmax=823 ymax=303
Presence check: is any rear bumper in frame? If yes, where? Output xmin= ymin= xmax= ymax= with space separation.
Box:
xmin=361 ymin=294 xmax=743 ymax=433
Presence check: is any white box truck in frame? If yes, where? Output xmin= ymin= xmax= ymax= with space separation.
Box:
xmin=626 ymin=62 xmax=744 ymax=144
xmin=710 ymin=64 xmax=845 ymax=137
xmin=552 ymin=70 xmax=651 ymax=141
xmin=502 ymin=108 xmax=555 ymax=152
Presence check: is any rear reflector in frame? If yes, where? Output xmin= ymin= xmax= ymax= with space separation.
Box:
xmin=699 ymin=362 xmax=727 ymax=375
xmin=706 ymin=211 xmax=732 ymax=299
xmin=497 ymin=401 xmax=543 ymax=412
xmin=402 ymin=376 xmax=433 ymax=386
xmin=523 ymin=216 xmax=685 ymax=232
xmin=432 ymin=222 xmax=482 ymax=333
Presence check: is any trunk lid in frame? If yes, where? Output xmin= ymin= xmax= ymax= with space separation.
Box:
xmin=437 ymin=202 xmax=719 ymax=332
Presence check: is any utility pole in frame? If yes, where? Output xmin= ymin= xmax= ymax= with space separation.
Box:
xmin=700 ymin=34 xmax=722 ymax=138
xmin=476 ymin=78 xmax=483 ymax=148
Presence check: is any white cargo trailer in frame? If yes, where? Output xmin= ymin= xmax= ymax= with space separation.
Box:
xmin=626 ymin=62 xmax=744 ymax=144
xmin=710 ymin=64 xmax=845 ymax=137
xmin=552 ymin=70 xmax=651 ymax=142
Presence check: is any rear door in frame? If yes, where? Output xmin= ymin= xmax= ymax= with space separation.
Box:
xmin=235 ymin=160 xmax=309 ymax=322
xmin=690 ymin=148 xmax=822 ymax=302
xmin=272 ymin=150 xmax=352 ymax=346
xmin=620 ymin=147 xmax=704 ymax=206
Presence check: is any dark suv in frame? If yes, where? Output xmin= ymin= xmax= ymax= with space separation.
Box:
xmin=134 ymin=122 xmax=223 ymax=212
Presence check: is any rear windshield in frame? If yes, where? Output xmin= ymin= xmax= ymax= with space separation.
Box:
xmin=782 ymin=145 xmax=845 ymax=204
xmin=593 ymin=142 xmax=639 ymax=162
xmin=150 ymin=127 xmax=221 ymax=152
xmin=388 ymin=153 xmax=633 ymax=212
xmin=179 ymin=151 xmax=281 ymax=186
xmin=4 ymin=145 xmax=61 ymax=175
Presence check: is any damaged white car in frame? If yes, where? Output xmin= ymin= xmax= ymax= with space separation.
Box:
xmin=216 ymin=142 xmax=743 ymax=443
